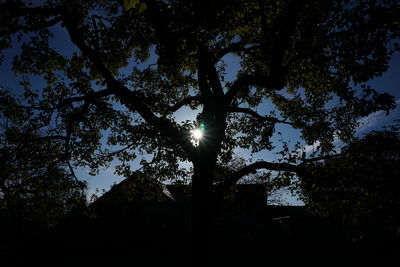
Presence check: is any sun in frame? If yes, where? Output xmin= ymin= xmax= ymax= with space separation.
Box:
xmin=192 ymin=128 xmax=203 ymax=140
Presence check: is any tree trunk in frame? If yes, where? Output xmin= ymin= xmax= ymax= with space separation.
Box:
xmin=190 ymin=160 xmax=215 ymax=267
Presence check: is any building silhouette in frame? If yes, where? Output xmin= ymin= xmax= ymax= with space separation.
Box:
xmin=2 ymin=171 xmax=399 ymax=266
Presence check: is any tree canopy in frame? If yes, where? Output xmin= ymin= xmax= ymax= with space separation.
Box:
xmin=1 ymin=0 xmax=400 ymax=264
xmin=299 ymin=124 xmax=400 ymax=241
xmin=0 ymin=88 xmax=86 ymax=229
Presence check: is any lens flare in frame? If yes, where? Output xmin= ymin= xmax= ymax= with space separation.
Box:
xmin=192 ymin=129 xmax=203 ymax=140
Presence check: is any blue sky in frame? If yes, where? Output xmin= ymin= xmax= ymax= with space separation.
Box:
xmin=1 ymin=23 xmax=399 ymax=205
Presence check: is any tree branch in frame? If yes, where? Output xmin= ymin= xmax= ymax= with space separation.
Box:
xmin=272 ymin=0 xmax=305 ymax=61
xmin=59 ymin=88 xmax=114 ymax=107
xmin=215 ymin=152 xmax=341 ymax=196
xmin=164 ymin=95 xmax=202 ymax=115
xmin=216 ymin=42 xmax=258 ymax=62
xmin=0 ymin=16 xmax=63 ymax=37
xmin=228 ymin=107 xmax=292 ymax=125
xmin=266 ymin=0 xmax=306 ymax=86
xmin=0 ymin=3 xmax=62 ymax=17
xmin=62 ymin=11 xmax=197 ymax=160
xmin=224 ymin=1 xmax=307 ymax=105
xmin=214 ymin=160 xmax=304 ymax=196
xmin=197 ymin=52 xmax=213 ymax=100
xmin=66 ymin=159 xmax=86 ymax=192
xmin=141 ymin=0 xmax=180 ymax=60
xmin=198 ymin=48 xmax=224 ymax=97
xmin=64 ymin=101 xmax=91 ymax=158
xmin=225 ymin=74 xmax=280 ymax=103
xmin=300 ymin=153 xmax=341 ymax=164
xmin=23 ymin=135 xmax=66 ymax=143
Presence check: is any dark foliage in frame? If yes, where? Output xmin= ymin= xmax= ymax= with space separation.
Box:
xmin=0 ymin=0 xmax=399 ymax=266
xmin=300 ymin=125 xmax=400 ymax=242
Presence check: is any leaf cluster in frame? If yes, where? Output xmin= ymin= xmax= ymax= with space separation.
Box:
xmin=299 ymin=125 xmax=400 ymax=240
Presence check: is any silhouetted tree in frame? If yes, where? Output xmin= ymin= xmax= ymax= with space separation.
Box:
xmin=1 ymin=0 xmax=399 ymax=265
xmin=215 ymin=156 xmax=291 ymax=205
xmin=298 ymin=124 xmax=400 ymax=242
xmin=0 ymin=89 xmax=86 ymax=230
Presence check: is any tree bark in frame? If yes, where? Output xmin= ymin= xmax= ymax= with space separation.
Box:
xmin=190 ymin=157 xmax=215 ymax=267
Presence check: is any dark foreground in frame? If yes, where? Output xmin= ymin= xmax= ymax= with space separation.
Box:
xmin=2 ymin=183 xmax=399 ymax=266
xmin=2 ymin=205 xmax=399 ymax=266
